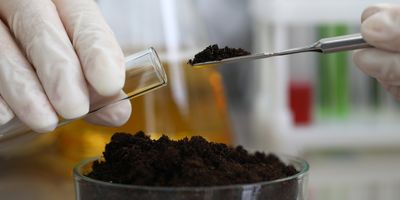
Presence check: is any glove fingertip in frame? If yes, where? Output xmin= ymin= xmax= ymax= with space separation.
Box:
xmin=85 ymin=99 xmax=132 ymax=127
xmin=92 ymin=77 xmax=125 ymax=97
xmin=352 ymin=49 xmax=383 ymax=78
xmin=360 ymin=5 xmax=400 ymax=52
xmin=361 ymin=4 xmax=389 ymax=22
xmin=87 ymin=55 xmax=125 ymax=97
xmin=58 ymin=102 xmax=90 ymax=120
xmin=0 ymin=100 xmax=15 ymax=126
xmin=352 ymin=49 xmax=367 ymax=69
xmin=30 ymin=116 xmax=59 ymax=133
xmin=0 ymin=111 xmax=14 ymax=126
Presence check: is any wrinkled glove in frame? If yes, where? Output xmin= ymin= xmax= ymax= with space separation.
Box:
xmin=0 ymin=0 xmax=131 ymax=133
xmin=354 ymin=4 xmax=400 ymax=99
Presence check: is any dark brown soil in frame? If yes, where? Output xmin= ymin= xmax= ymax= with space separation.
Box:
xmin=87 ymin=131 xmax=298 ymax=187
xmin=188 ymin=44 xmax=250 ymax=65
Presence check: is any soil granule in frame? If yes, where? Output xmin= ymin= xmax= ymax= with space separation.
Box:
xmin=87 ymin=131 xmax=298 ymax=187
xmin=188 ymin=44 xmax=250 ymax=65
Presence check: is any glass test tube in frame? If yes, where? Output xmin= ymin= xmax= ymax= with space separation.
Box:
xmin=318 ymin=24 xmax=349 ymax=119
xmin=288 ymin=25 xmax=316 ymax=126
xmin=0 ymin=47 xmax=167 ymax=146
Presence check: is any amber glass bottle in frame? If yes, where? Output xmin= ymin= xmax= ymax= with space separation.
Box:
xmin=54 ymin=0 xmax=233 ymax=162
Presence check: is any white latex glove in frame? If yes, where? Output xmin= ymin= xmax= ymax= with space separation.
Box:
xmin=354 ymin=4 xmax=400 ymax=99
xmin=0 ymin=0 xmax=131 ymax=133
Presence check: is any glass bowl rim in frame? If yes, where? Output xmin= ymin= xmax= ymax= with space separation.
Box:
xmin=73 ymin=154 xmax=309 ymax=191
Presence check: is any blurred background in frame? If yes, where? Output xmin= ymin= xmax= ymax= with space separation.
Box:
xmin=1 ymin=0 xmax=400 ymax=199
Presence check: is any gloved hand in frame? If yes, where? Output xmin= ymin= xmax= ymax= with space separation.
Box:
xmin=354 ymin=4 xmax=400 ymax=99
xmin=0 ymin=0 xmax=131 ymax=133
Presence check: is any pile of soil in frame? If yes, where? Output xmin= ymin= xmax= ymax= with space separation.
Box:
xmin=188 ymin=44 xmax=250 ymax=65
xmin=87 ymin=131 xmax=298 ymax=187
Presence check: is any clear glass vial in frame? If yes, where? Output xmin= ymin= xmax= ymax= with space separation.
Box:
xmin=0 ymin=47 xmax=167 ymax=146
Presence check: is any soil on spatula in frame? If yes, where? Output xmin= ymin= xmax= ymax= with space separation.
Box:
xmin=188 ymin=44 xmax=250 ymax=65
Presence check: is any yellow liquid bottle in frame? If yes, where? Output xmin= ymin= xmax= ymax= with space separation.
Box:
xmin=54 ymin=0 xmax=233 ymax=163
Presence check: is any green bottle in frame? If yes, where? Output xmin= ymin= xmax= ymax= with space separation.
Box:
xmin=318 ymin=24 xmax=349 ymax=119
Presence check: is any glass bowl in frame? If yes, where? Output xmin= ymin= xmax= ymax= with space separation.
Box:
xmin=73 ymin=155 xmax=309 ymax=200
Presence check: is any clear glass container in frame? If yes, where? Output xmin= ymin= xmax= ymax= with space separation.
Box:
xmin=73 ymin=155 xmax=309 ymax=200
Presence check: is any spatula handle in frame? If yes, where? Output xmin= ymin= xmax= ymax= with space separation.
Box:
xmin=315 ymin=33 xmax=372 ymax=53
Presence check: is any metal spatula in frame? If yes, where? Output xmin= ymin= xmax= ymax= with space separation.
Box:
xmin=191 ymin=33 xmax=372 ymax=67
